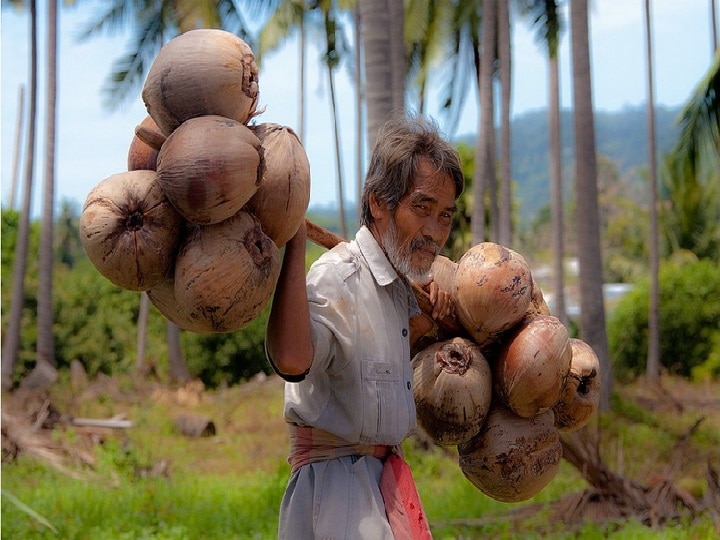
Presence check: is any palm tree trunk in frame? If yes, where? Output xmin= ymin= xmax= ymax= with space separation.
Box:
xmin=298 ymin=12 xmax=306 ymax=144
xmin=360 ymin=0 xmax=399 ymax=149
xmin=473 ymin=0 xmax=497 ymax=244
xmin=32 ymin=0 xmax=60 ymax=390
xmin=549 ymin=53 xmax=569 ymax=327
xmin=389 ymin=0 xmax=405 ymax=112
xmin=328 ymin=62 xmax=348 ymax=239
xmin=10 ymin=85 xmax=25 ymax=211
xmin=644 ymin=0 xmax=661 ymax=381
xmin=2 ymin=0 xmax=38 ymax=391
xmin=570 ymin=0 xmax=612 ymax=412
xmin=136 ymin=293 xmax=150 ymax=373
xmin=167 ymin=321 xmax=190 ymax=384
xmin=354 ymin=4 xmax=364 ymax=229
xmin=497 ymin=0 xmax=512 ymax=247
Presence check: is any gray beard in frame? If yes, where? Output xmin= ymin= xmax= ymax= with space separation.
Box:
xmin=379 ymin=220 xmax=438 ymax=283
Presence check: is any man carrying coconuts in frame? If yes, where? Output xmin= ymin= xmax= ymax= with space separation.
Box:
xmin=266 ymin=112 xmax=464 ymax=539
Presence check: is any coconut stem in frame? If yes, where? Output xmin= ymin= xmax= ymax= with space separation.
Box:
xmin=125 ymin=210 xmax=145 ymax=231
xmin=135 ymin=125 xmax=167 ymax=151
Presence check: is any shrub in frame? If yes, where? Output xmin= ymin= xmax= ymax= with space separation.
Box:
xmin=608 ymin=258 xmax=720 ymax=380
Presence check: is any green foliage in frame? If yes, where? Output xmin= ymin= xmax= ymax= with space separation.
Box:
xmin=182 ymin=304 xmax=273 ymax=387
xmin=608 ymin=258 xmax=720 ymax=380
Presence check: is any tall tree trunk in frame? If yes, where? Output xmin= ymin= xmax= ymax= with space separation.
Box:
xmin=10 ymin=85 xmax=25 ymax=211
xmin=711 ymin=0 xmax=718 ymax=52
xmin=473 ymin=0 xmax=497 ymax=243
xmin=497 ymin=0 xmax=512 ymax=247
xmin=389 ymin=0 xmax=405 ymax=112
xmin=298 ymin=12 xmax=306 ymax=144
xmin=549 ymin=53 xmax=569 ymax=327
xmin=570 ymin=0 xmax=612 ymax=412
xmin=167 ymin=321 xmax=190 ymax=384
xmin=2 ymin=0 xmax=38 ymax=391
xmin=360 ymin=0 xmax=403 ymax=150
xmin=30 ymin=0 xmax=60 ymax=391
xmin=136 ymin=293 xmax=150 ymax=374
xmin=354 ymin=5 xmax=364 ymax=229
xmin=328 ymin=62 xmax=348 ymax=239
xmin=644 ymin=0 xmax=661 ymax=381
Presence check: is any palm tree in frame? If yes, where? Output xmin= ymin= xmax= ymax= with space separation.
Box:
xmin=644 ymin=0 xmax=660 ymax=382
xmin=522 ymin=0 xmax=569 ymax=327
xmin=472 ymin=0 xmax=496 ymax=243
xmin=9 ymin=85 xmax=25 ymax=210
xmin=28 ymin=0 xmax=60 ymax=391
xmin=497 ymin=0 xmax=512 ymax=247
xmin=570 ymin=0 xmax=611 ymax=412
xmin=78 ymin=0 xmax=250 ymax=108
xmin=2 ymin=0 xmax=38 ymax=391
xmin=360 ymin=0 xmax=405 ymax=149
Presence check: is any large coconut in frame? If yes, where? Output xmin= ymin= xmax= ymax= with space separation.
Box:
xmin=173 ymin=211 xmax=280 ymax=333
xmin=79 ymin=170 xmax=183 ymax=291
xmin=142 ymin=28 xmax=259 ymax=135
xmin=412 ymin=337 xmax=492 ymax=446
xmin=493 ymin=315 xmax=572 ymax=419
xmin=428 ymin=254 xmax=457 ymax=294
xmin=157 ymin=115 xmax=263 ymax=224
xmin=127 ymin=115 xmax=162 ymax=171
xmin=454 ymin=242 xmax=532 ymax=347
xmin=245 ymin=123 xmax=311 ymax=247
xmin=553 ymin=338 xmax=601 ymax=432
xmin=146 ymin=278 xmax=196 ymax=331
xmin=458 ymin=405 xmax=561 ymax=503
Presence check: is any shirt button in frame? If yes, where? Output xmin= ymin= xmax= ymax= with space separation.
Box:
xmin=402 ymin=328 xmax=408 ymax=337
xmin=406 ymin=381 xmax=411 ymax=390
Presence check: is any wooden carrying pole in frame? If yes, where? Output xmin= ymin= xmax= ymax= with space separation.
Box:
xmin=304 ymin=219 xmax=463 ymax=335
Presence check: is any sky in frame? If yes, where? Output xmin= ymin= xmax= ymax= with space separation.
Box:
xmin=1 ymin=0 xmax=717 ymax=220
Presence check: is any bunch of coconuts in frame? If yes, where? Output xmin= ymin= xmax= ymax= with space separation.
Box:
xmin=410 ymin=243 xmax=601 ymax=503
xmin=79 ymin=28 xmax=311 ymax=334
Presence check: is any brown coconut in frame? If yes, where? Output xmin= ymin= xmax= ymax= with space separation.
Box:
xmin=526 ymin=276 xmax=551 ymax=317
xmin=173 ymin=211 xmax=280 ymax=333
xmin=553 ymin=338 xmax=601 ymax=431
xmin=454 ymin=242 xmax=532 ymax=347
xmin=146 ymin=278 xmax=195 ymax=330
xmin=157 ymin=115 xmax=263 ymax=224
xmin=127 ymin=115 xmax=162 ymax=171
xmin=142 ymin=28 xmax=259 ymax=135
xmin=245 ymin=123 xmax=311 ymax=247
xmin=493 ymin=315 xmax=572 ymax=419
xmin=458 ymin=405 xmax=561 ymax=503
xmin=412 ymin=337 xmax=492 ymax=446
xmin=429 ymin=254 xmax=458 ymax=294
xmin=79 ymin=170 xmax=183 ymax=291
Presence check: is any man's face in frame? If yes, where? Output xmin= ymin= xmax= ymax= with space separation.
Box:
xmin=372 ymin=158 xmax=457 ymax=281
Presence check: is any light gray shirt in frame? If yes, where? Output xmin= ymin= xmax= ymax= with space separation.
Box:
xmin=283 ymin=226 xmax=420 ymax=446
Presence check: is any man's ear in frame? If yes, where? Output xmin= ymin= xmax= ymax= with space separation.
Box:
xmin=369 ymin=193 xmax=386 ymax=221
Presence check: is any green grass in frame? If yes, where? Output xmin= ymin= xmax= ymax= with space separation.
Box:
xmin=2 ymin=374 xmax=718 ymax=539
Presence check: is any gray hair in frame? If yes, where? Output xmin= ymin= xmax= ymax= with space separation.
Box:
xmin=360 ymin=112 xmax=464 ymax=227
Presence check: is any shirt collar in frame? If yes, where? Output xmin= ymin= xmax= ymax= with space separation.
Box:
xmin=355 ymin=226 xmax=400 ymax=287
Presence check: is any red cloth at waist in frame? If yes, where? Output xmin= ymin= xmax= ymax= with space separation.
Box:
xmin=286 ymin=424 xmax=432 ymax=539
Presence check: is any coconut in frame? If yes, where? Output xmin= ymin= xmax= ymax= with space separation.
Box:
xmin=79 ymin=170 xmax=183 ymax=291
xmin=245 ymin=123 xmax=310 ymax=247
xmin=553 ymin=338 xmax=601 ymax=431
xmin=526 ymin=276 xmax=551 ymax=317
xmin=146 ymin=278 xmax=193 ymax=329
xmin=493 ymin=315 xmax=572 ymax=419
xmin=412 ymin=337 xmax=492 ymax=446
xmin=157 ymin=115 xmax=263 ymax=225
xmin=429 ymin=254 xmax=458 ymax=294
xmin=454 ymin=242 xmax=533 ymax=347
xmin=127 ymin=115 xmax=162 ymax=171
xmin=173 ymin=211 xmax=280 ymax=333
xmin=458 ymin=405 xmax=561 ymax=503
xmin=142 ymin=28 xmax=259 ymax=135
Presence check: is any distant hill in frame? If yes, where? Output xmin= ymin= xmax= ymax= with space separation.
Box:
xmin=456 ymin=104 xmax=683 ymax=222
xmin=309 ymin=105 xmax=683 ymax=226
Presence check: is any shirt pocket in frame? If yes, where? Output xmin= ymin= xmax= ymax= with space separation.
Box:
xmin=360 ymin=361 xmax=404 ymax=444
